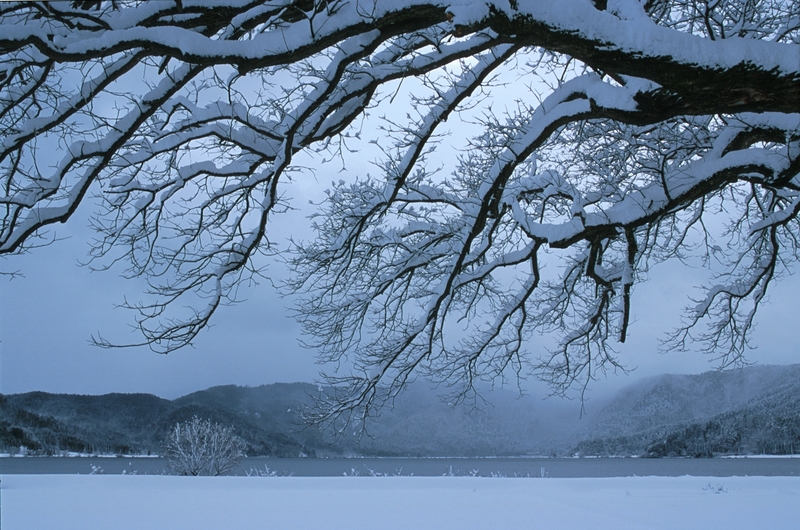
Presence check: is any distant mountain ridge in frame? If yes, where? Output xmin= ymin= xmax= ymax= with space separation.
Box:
xmin=0 ymin=385 xmax=321 ymax=457
xmin=0 ymin=382 xmax=555 ymax=457
xmin=2 ymin=364 xmax=798 ymax=458
xmin=575 ymin=364 xmax=800 ymax=457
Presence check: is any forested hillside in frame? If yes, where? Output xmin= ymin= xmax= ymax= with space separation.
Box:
xmin=575 ymin=365 xmax=800 ymax=457
xmin=0 ymin=386 xmax=318 ymax=457
xmin=0 ymin=383 xmax=561 ymax=457
xmin=3 ymin=365 xmax=798 ymax=458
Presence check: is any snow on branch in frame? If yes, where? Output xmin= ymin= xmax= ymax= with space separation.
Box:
xmin=1 ymin=0 xmax=799 ymax=421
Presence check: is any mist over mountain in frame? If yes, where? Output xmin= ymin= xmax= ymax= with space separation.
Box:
xmin=2 ymin=365 xmax=798 ymax=458
xmin=575 ymin=364 xmax=800 ymax=457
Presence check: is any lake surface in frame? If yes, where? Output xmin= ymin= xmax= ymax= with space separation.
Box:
xmin=3 ymin=456 xmax=800 ymax=477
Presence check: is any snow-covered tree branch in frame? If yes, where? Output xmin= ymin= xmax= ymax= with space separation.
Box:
xmin=2 ymin=1 xmax=798 ymax=424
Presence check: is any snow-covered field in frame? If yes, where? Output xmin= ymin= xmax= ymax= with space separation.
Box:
xmin=2 ymin=475 xmax=798 ymax=529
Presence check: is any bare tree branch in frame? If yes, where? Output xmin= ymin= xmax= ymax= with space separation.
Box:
xmin=2 ymin=0 xmax=798 ymax=423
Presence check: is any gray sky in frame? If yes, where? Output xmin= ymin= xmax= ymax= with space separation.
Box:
xmin=2 ymin=61 xmax=798 ymax=401
xmin=2 ymin=183 xmax=798 ymax=400
xmin=0 ymin=195 xmax=319 ymax=399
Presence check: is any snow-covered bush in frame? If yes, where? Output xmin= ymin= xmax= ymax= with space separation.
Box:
xmin=164 ymin=417 xmax=245 ymax=476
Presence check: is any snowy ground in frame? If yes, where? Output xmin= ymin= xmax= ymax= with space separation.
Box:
xmin=2 ymin=475 xmax=798 ymax=529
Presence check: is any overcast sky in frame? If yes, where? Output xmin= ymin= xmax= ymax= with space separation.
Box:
xmin=3 ymin=174 xmax=798 ymax=401
xmin=2 ymin=57 xmax=798 ymax=402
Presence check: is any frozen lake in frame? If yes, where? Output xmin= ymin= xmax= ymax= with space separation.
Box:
xmin=3 ymin=455 xmax=799 ymax=477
